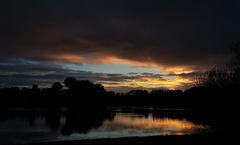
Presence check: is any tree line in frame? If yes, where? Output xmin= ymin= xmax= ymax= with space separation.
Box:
xmin=1 ymin=43 xmax=240 ymax=109
xmin=0 ymin=78 xmax=187 ymax=107
xmin=0 ymin=75 xmax=237 ymax=109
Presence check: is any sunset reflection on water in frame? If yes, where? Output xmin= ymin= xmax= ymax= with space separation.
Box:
xmin=97 ymin=113 xmax=207 ymax=136
xmin=0 ymin=107 xmax=211 ymax=144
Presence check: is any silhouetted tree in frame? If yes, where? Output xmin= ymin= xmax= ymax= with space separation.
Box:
xmin=31 ymin=85 xmax=40 ymax=97
xmin=51 ymin=82 xmax=63 ymax=90
xmin=63 ymin=77 xmax=106 ymax=104
xmin=95 ymin=83 xmax=106 ymax=95
xmin=106 ymin=91 xmax=115 ymax=96
xmin=191 ymin=42 xmax=240 ymax=113
xmin=197 ymin=65 xmax=233 ymax=89
xmin=197 ymin=42 xmax=240 ymax=89
xmin=48 ymin=82 xmax=63 ymax=100
xmin=64 ymin=77 xmax=77 ymax=88
xmin=150 ymin=89 xmax=167 ymax=96
xmin=32 ymin=85 xmax=38 ymax=90
xmin=127 ymin=89 xmax=149 ymax=96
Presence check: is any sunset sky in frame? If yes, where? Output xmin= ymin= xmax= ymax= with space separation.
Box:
xmin=1 ymin=0 xmax=240 ymax=93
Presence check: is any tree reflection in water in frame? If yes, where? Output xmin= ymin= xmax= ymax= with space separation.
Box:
xmin=0 ymin=107 xmax=210 ymax=140
xmin=61 ymin=107 xmax=116 ymax=135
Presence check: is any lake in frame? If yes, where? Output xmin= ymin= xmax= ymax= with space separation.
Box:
xmin=0 ymin=107 xmax=211 ymax=145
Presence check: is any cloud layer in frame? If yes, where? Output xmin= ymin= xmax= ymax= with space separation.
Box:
xmin=1 ymin=0 xmax=240 ymax=91
xmin=0 ymin=57 xmax=195 ymax=92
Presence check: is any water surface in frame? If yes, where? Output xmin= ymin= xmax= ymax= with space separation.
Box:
xmin=0 ymin=107 xmax=210 ymax=144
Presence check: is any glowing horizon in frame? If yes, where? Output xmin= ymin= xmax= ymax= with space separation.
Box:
xmin=49 ymin=53 xmax=197 ymax=91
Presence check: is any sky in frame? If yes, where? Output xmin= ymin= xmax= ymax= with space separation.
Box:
xmin=1 ymin=0 xmax=240 ymax=93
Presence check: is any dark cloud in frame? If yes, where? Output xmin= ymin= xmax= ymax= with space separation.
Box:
xmin=1 ymin=0 xmax=240 ymax=90
xmin=164 ymin=71 xmax=199 ymax=80
xmin=1 ymin=0 xmax=239 ymax=68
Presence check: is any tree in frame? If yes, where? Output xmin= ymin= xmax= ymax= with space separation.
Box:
xmin=48 ymin=82 xmax=63 ymax=98
xmin=127 ymin=89 xmax=149 ymax=96
xmin=51 ymin=82 xmax=63 ymax=90
xmin=197 ymin=42 xmax=240 ymax=89
xmin=64 ymin=77 xmax=77 ymax=88
xmin=197 ymin=65 xmax=233 ymax=89
xmin=63 ymin=77 xmax=106 ymax=103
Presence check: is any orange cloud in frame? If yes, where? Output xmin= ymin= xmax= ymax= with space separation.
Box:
xmin=50 ymin=53 xmax=164 ymax=71
xmin=135 ymin=76 xmax=195 ymax=89
xmin=164 ymin=66 xmax=195 ymax=73
xmin=97 ymin=73 xmax=195 ymax=91
xmin=51 ymin=53 xmax=195 ymax=73
xmin=51 ymin=54 xmax=114 ymax=64
xmin=48 ymin=53 xmax=197 ymax=90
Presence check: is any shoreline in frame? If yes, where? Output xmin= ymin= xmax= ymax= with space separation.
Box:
xmin=22 ymin=133 xmax=237 ymax=145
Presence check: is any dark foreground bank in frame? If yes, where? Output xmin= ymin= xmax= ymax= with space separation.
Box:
xmin=23 ymin=133 xmax=238 ymax=145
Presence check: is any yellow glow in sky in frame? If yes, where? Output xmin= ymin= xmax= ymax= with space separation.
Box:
xmin=51 ymin=54 xmax=196 ymax=90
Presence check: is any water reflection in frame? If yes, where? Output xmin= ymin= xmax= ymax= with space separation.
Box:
xmin=102 ymin=114 xmax=205 ymax=134
xmin=95 ymin=110 xmax=207 ymax=137
xmin=61 ymin=107 xmax=115 ymax=135
xmin=0 ymin=107 xmax=210 ymax=144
